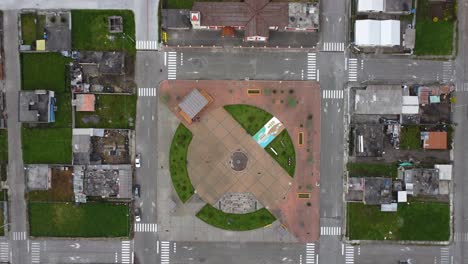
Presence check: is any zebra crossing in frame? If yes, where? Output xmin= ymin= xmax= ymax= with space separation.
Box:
xmin=134 ymin=223 xmax=158 ymax=233
xmin=31 ymin=242 xmax=41 ymax=263
xmin=160 ymin=241 xmax=170 ymax=264
xmin=167 ymin=52 xmax=177 ymax=80
xmin=442 ymin=61 xmax=453 ymax=83
xmin=322 ymin=42 xmax=345 ymax=52
xmin=12 ymin=231 xmax=26 ymax=241
xmin=305 ymin=243 xmax=315 ymax=264
xmin=0 ymin=242 xmax=9 ymax=263
xmin=348 ymin=58 xmax=358 ymax=82
xmin=345 ymin=245 xmax=354 ymax=264
xmin=307 ymin=53 xmax=317 ymax=80
xmin=138 ymin=88 xmax=157 ymax=97
xmin=136 ymin=41 xmax=159 ymax=50
xmin=455 ymin=82 xmax=468 ymax=92
xmin=454 ymin=232 xmax=468 ymax=241
xmin=121 ymin=240 xmax=132 ymax=264
xmin=322 ymin=90 xmax=343 ymax=100
xmin=440 ymin=247 xmax=450 ymax=264
xmin=320 ymin=226 xmax=342 ymax=236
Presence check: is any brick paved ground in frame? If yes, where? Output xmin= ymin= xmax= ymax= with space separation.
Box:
xmin=160 ymin=80 xmax=321 ymax=242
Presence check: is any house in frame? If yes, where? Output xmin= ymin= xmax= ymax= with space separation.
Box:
xmin=357 ymin=0 xmax=412 ymax=14
xmin=421 ymin=131 xmax=448 ymax=150
xmin=355 ymin=20 xmax=400 ymax=46
xmin=19 ymin=90 xmax=56 ymax=123
xmin=74 ymin=94 xmax=95 ymax=112
xmin=178 ymin=89 xmax=213 ymax=124
xmin=354 ymin=85 xmax=403 ymax=115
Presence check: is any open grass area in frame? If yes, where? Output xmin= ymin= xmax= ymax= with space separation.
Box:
xmin=71 ymin=10 xmax=135 ymax=54
xmin=196 ymin=204 xmax=276 ymax=231
xmin=28 ymin=168 xmax=74 ymax=202
xmin=22 ymin=128 xmax=72 ymax=164
xmin=347 ymin=162 xmax=398 ymax=178
xmin=75 ymin=94 xmax=137 ymax=129
xmin=0 ymin=208 xmax=4 ymax=236
xmin=347 ymin=202 xmax=450 ymax=241
xmin=0 ymin=130 xmax=7 ymax=163
xmin=224 ymin=104 xmax=273 ymax=136
xmin=29 ymin=202 xmax=129 ymax=237
xmin=265 ymin=130 xmax=296 ymax=177
xmin=20 ymin=13 xmax=46 ymax=46
xmin=414 ymin=0 xmax=455 ymax=55
xmin=400 ymin=126 xmax=422 ymax=150
xmin=169 ymin=124 xmax=194 ymax=203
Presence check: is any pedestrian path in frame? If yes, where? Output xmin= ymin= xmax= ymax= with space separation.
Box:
xmin=138 ymin=88 xmax=157 ymax=97
xmin=0 ymin=241 xmax=9 ymax=263
xmin=31 ymin=242 xmax=40 ymax=263
xmin=305 ymin=243 xmax=315 ymax=264
xmin=167 ymin=52 xmax=177 ymax=80
xmin=455 ymin=232 xmax=468 ymax=241
xmin=345 ymin=245 xmax=354 ymax=264
xmin=320 ymin=226 xmax=341 ymax=236
xmin=442 ymin=61 xmax=453 ymax=83
xmin=322 ymin=90 xmax=343 ymax=100
xmin=322 ymin=42 xmax=345 ymax=52
xmin=12 ymin=231 xmax=26 ymax=241
xmin=160 ymin=241 xmax=170 ymax=264
xmin=348 ymin=58 xmax=358 ymax=82
xmin=134 ymin=223 xmax=158 ymax=233
xmin=455 ymin=82 xmax=468 ymax=92
xmin=121 ymin=240 xmax=132 ymax=264
xmin=440 ymin=247 xmax=450 ymax=264
xmin=307 ymin=53 xmax=317 ymax=80
xmin=136 ymin=41 xmax=159 ymax=50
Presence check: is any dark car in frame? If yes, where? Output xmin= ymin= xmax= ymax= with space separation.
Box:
xmin=133 ymin=184 xmax=141 ymax=198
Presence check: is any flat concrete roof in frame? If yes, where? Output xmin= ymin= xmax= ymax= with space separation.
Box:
xmin=354 ymin=85 xmax=402 ymax=115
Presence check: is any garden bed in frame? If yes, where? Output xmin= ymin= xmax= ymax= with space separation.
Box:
xmin=169 ymin=124 xmax=194 ymax=203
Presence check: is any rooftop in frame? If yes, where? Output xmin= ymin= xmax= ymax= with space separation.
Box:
xmin=77 ymin=51 xmax=125 ymax=75
xmin=19 ymin=90 xmax=55 ymax=123
xmin=162 ymin=9 xmax=191 ymax=30
xmin=404 ymin=168 xmax=439 ymax=196
xmin=421 ymin=131 xmax=447 ymax=150
xmin=83 ymin=164 xmax=132 ymax=199
xmin=364 ymin=177 xmax=393 ymax=205
xmin=354 ymin=85 xmax=402 ymax=115
xmin=75 ymin=94 xmax=95 ymax=112
xmin=178 ymin=89 xmax=213 ymax=124
xmin=26 ymin=165 xmax=51 ymax=190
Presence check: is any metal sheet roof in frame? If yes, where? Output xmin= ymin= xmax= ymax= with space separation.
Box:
xmin=358 ymin=0 xmax=384 ymax=12
xmin=179 ymin=89 xmax=209 ymax=120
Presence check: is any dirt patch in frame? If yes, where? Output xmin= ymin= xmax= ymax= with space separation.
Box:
xmin=81 ymin=115 xmax=100 ymax=124
xmin=90 ymin=130 xmax=130 ymax=164
xmin=28 ymin=167 xmax=74 ymax=202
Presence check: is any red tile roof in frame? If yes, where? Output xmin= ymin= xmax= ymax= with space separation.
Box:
xmin=423 ymin=131 xmax=447 ymax=150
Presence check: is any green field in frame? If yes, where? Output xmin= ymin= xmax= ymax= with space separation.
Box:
xmin=347 ymin=162 xmax=398 ymax=178
xmin=0 ymin=130 xmax=7 ymax=163
xmin=196 ymin=204 xmax=276 ymax=231
xmin=224 ymin=104 xmax=273 ymax=136
xmin=347 ymin=202 xmax=450 ymax=241
xmin=169 ymin=124 xmax=194 ymax=203
xmin=414 ymin=0 xmax=455 ymax=55
xmin=400 ymin=126 xmax=422 ymax=150
xmin=265 ymin=130 xmax=296 ymax=177
xmin=29 ymin=202 xmax=129 ymax=237
xmin=71 ymin=10 xmax=136 ymax=54
xmin=22 ymin=128 xmax=72 ymax=164
xmin=20 ymin=13 xmax=46 ymax=45
xmin=75 ymin=94 xmax=137 ymax=129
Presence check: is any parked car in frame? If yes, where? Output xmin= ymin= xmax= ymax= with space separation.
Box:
xmin=134 ymin=207 xmax=141 ymax=222
xmin=135 ymin=154 xmax=141 ymax=168
xmin=133 ymin=184 xmax=141 ymax=198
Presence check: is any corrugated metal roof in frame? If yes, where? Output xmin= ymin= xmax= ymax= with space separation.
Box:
xmin=179 ymin=89 xmax=209 ymax=119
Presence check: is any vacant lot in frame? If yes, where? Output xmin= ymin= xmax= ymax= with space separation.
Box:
xmin=29 ymin=168 xmax=74 ymax=202
xmin=347 ymin=202 xmax=450 ymax=241
xmin=75 ymin=94 xmax=137 ymax=129
xmin=22 ymin=128 xmax=72 ymax=164
xmin=265 ymin=130 xmax=296 ymax=177
xmin=347 ymin=162 xmax=398 ymax=178
xmin=169 ymin=124 xmax=194 ymax=203
xmin=166 ymin=0 xmax=313 ymax=8
xmin=29 ymin=202 xmax=129 ymax=237
xmin=400 ymin=126 xmax=422 ymax=150
xmin=196 ymin=204 xmax=276 ymax=231
xmin=224 ymin=104 xmax=273 ymax=136
xmin=72 ymin=10 xmax=136 ymax=54
xmin=20 ymin=13 xmax=46 ymax=45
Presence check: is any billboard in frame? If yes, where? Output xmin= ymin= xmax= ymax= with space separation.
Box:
xmin=252 ymin=117 xmax=284 ymax=148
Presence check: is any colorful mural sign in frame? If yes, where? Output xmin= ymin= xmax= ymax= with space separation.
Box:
xmin=253 ymin=117 xmax=284 ymax=148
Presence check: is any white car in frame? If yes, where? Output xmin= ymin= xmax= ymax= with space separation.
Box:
xmin=135 ymin=154 xmax=141 ymax=168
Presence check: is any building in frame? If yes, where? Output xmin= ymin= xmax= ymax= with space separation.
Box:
xmin=354 ymin=85 xmax=403 ymax=115
xmin=190 ymin=0 xmax=319 ymax=42
xmin=355 ymin=20 xmax=400 ymax=46
xmin=178 ymin=89 xmax=213 ymax=124
xmin=74 ymin=94 xmax=95 ymax=112
xmin=80 ymin=164 xmax=132 ymax=199
xmin=421 ymin=131 xmax=448 ymax=150
xmin=19 ymin=90 xmax=56 ymax=123
xmin=357 ymin=0 xmax=412 ymax=13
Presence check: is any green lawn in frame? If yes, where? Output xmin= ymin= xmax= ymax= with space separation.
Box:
xmin=347 ymin=202 xmax=450 ymax=241
xmin=0 ymin=130 xmax=7 ymax=163
xmin=347 ymin=162 xmax=398 ymax=178
xmin=224 ymin=104 xmax=273 ymax=136
xmin=414 ymin=0 xmax=455 ymax=55
xmin=29 ymin=202 xmax=129 ymax=237
xmin=22 ymin=128 xmax=72 ymax=164
xmin=265 ymin=130 xmax=296 ymax=177
xmin=75 ymin=94 xmax=137 ymax=129
xmin=21 ymin=13 xmax=37 ymax=45
xmin=196 ymin=204 xmax=276 ymax=231
xmin=400 ymin=126 xmax=422 ymax=150
xmin=71 ymin=10 xmax=136 ymax=54
xmin=0 ymin=208 xmax=4 ymax=236
xmin=169 ymin=124 xmax=194 ymax=203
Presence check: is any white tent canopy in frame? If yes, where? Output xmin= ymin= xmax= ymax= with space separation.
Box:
xmin=355 ymin=19 xmax=400 ymax=46
xmin=358 ymin=0 xmax=384 ymax=12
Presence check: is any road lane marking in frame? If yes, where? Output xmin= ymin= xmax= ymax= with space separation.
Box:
xmin=138 ymin=88 xmax=157 ymax=97
xmin=306 ymin=243 xmax=315 ymax=264
xmin=12 ymin=231 xmax=26 ymax=241
xmin=0 ymin=242 xmax=9 ymax=263
xmin=161 ymin=241 xmax=170 ymax=264
xmin=307 ymin=53 xmax=317 ymax=80
xmin=136 ymin=41 xmax=158 ymax=50
xmin=121 ymin=240 xmax=132 ymax=264
xmin=322 ymin=42 xmax=345 ymax=52
xmin=322 ymin=90 xmax=343 ymax=100
xmin=134 ymin=223 xmax=158 ymax=233
xmin=345 ymin=245 xmax=354 ymax=264
xmin=440 ymin=247 xmax=450 ymax=264
xmin=348 ymin=58 xmax=358 ymax=82
xmin=31 ymin=242 xmax=40 ymax=263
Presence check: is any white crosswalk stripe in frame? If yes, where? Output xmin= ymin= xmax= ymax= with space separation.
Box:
xmin=138 ymin=88 xmax=158 ymax=97
xmin=134 ymin=223 xmax=158 ymax=233
xmin=348 ymin=58 xmax=358 ymax=82
xmin=305 ymin=243 xmax=315 ymax=264
xmin=136 ymin=40 xmax=159 ymax=50
xmin=160 ymin=241 xmax=170 ymax=264
xmin=307 ymin=53 xmax=317 ymax=80
xmin=454 ymin=232 xmax=468 ymax=241
xmin=167 ymin=52 xmax=177 ymax=80
xmin=322 ymin=90 xmax=344 ymax=100
xmin=345 ymin=245 xmax=354 ymax=264
xmin=0 ymin=242 xmax=9 ymax=263
xmin=455 ymin=82 xmax=468 ymax=92
xmin=12 ymin=231 xmax=26 ymax=241
xmin=442 ymin=61 xmax=453 ymax=83
xmin=121 ymin=240 xmax=132 ymax=264
xmin=440 ymin=247 xmax=450 ymax=264
xmin=322 ymin=42 xmax=345 ymax=52
xmin=320 ymin=226 xmax=342 ymax=236
xmin=31 ymin=242 xmax=41 ymax=263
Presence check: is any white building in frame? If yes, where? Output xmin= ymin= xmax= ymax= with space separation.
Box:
xmin=355 ymin=19 xmax=401 ymax=46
